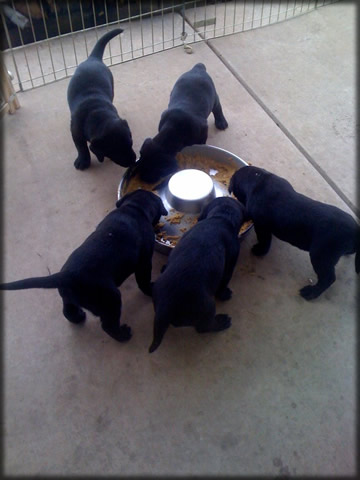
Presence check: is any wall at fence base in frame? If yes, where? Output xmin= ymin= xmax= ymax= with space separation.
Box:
xmin=0 ymin=60 xmax=20 ymax=115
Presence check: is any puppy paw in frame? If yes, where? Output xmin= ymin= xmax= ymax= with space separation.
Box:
xmin=102 ymin=323 xmax=132 ymax=342
xmin=74 ymin=157 xmax=91 ymax=170
xmin=251 ymin=243 xmax=269 ymax=256
xmin=118 ymin=324 xmax=132 ymax=341
xmin=299 ymin=285 xmax=320 ymax=301
xmin=68 ymin=310 xmax=86 ymax=324
xmin=215 ymin=314 xmax=232 ymax=331
xmin=216 ymin=287 xmax=232 ymax=301
xmin=215 ymin=118 xmax=228 ymax=130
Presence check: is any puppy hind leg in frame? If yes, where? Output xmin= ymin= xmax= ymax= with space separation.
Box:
xmin=195 ymin=301 xmax=231 ymax=333
xmin=252 ymin=225 xmax=272 ymax=256
xmin=216 ymin=242 xmax=240 ymax=301
xmin=99 ymin=288 xmax=132 ymax=342
xmin=299 ymin=249 xmax=339 ymax=300
xmin=135 ymin=257 xmax=153 ymax=296
xmin=63 ymin=302 xmax=86 ymax=323
xmin=216 ymin=287 xmax=232 ymax=301
xmin=212 ymin=94 xmax=228 ymax=130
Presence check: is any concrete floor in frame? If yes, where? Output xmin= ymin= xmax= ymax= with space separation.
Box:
xmin=2 ymin=3 xmax=357 ymax=476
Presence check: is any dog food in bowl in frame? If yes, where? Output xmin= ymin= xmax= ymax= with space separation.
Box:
xmin=118 ymin=144 xmax=253 ymax=254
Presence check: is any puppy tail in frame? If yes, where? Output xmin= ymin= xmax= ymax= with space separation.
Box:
xmin=0 ymin=272 xmax=67 ymax=291
xmin=149 ymin=314 xmax=169 ymax=353
xmin=89 ymin=28 xmax=123 ymax=60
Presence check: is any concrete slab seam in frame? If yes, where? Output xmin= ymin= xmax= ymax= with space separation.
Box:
xmin=180 ymin=8 xmax=357 ymax=218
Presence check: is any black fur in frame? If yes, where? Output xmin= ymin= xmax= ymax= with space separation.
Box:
xmin=67 ymin=29 xmax=136 ymax=170
xmin=135 ymin=63 xmax=228 ymax=183
xmin=149 ymin=197 xmax=244 ymax=353
xmin=229 ymin=166 xmax=360 ymax=299
xmin=0 ymin=190 xmax=167 ymax=342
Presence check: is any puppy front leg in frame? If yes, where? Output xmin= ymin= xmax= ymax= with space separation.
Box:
xmin=198 ymin=124 xmax=208 ymax=144
xmin=100 ymin=288 xmax=132 ymax=341
xmin=212 ymin=94 xmax=228 ymax=130
xmin=71 ymin=126 xmax=91 ymax=170
xmin=252 ymin=225 xmax=272 ymax=256
xmin=89 ymin=143 xmax=105 ymax=163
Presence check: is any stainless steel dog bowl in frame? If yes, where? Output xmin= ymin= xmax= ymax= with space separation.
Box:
xmin=166 ymin=168 xmax=216 ymax=213
xmin=118 ymin=144 xmax=252 ymax=255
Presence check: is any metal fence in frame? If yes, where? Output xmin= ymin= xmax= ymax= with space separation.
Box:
xmin=1 ymin=0 xmax=337 ymax=93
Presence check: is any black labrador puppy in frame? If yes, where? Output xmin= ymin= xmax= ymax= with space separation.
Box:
xmin=0 ymin=190 xmax=167 ymax=342
xmin=135 ymin=63 xmax=228 ymax=183
xmin=149 ymin=197 xmax=245 ymax=353
xmin=229 ymin=166 xmax=360 ymax=299
xmin=67 ymin=28 xmax=136 ymax=170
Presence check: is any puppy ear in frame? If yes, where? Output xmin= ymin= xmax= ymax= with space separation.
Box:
xmin=116 ymin=193 xmax=132 ymax=208
xmin=149 ymin=315 xmax=169 ymax=353
xmin=228 ymin=174 xmax=235 ymax=194
xmin=89 ymin=138 xmax=105 ymax=161
xmin=140 ymin=137 xmax=153 ymax=155
xmin=198 ymin=202 xmax=211 ymax=222
xmin=90 ymin=137 xmax=102 ymax=149
xmin=160 ymin=203 xmax=168 ymax=217
xmin=121 ymin=118 xmax=131 ymax=134
xmin=152 ymin=194 xmax=167 ymax=217
xmin=243 ymin=207 xmax=252 ymax=222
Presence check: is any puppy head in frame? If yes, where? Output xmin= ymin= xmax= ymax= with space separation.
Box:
xmin=116 ymin=190 xmax=167 ymax=225
xmin=90 ymin=119 xmax=136 ymax=167
xmin=229 ymin=166 xmax=266 ymax=204
xmin=135 ymin=138 xmax=178 ymax=183
xmin=149 ymin=314 xmax=169 ymax=353
xmin=198 ymin=196 xmax=246 ymax=232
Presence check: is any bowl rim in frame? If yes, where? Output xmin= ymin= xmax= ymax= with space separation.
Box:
xmin=117 ymin=144 xmax=251 ymax=255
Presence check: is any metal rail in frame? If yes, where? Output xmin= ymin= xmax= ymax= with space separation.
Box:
xmin=1 ymin=0 xmax=337 ymax=92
